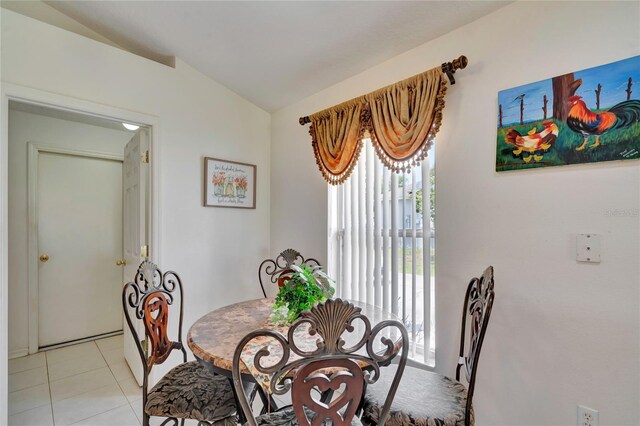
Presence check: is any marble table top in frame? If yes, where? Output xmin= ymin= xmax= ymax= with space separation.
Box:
xmin=187 ymin=297 xmax=400 ymax=382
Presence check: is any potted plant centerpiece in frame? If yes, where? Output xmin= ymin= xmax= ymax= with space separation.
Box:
xmin=271 ymin=263 xmax=335 ymax=325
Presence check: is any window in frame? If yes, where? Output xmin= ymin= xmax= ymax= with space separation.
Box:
xmin=328 ymin=140 xmax=435 ymax=365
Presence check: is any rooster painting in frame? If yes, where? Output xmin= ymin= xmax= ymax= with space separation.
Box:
xmin=496 ymin=55 xmax=640 ymax=171
xmin=567 ymin=96 xmax=640 ymax=150
xmin=505 ymin=121 xmax=559 ymax=163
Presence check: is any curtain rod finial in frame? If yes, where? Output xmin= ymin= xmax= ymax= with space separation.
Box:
xmin=299 ymin=116 xmax=311 ymax=126
xmin=442 ymin=55 xmax=468 ymax=85
xmin=454 ymin=55 xmax=468 ymax=70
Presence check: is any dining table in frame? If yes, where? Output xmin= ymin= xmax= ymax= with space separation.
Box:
xmin=187 ymin=297 xmax=402 ymax=420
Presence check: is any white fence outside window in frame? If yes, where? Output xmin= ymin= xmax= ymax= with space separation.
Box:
xmin=328 ymin=141 xmax=435 ymax=365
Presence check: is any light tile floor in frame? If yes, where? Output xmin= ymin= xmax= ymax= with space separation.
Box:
xmin=8 ymin=336 xmax=285 ymax=426
xmin=8 ymin=335 xmax=142 ymax=426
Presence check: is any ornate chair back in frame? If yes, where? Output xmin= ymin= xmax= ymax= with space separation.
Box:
xmin=258 ymin=248 xmax=320 ymax=298
xmin=122 ymin=261 xmax=187 ymax=406
xmin=455 ymin=266 xmax=495 ymax=423
xmin=232 ymin=299 xmax=409 ymax=426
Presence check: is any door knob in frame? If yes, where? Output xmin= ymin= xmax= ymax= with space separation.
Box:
xmin=39 ymin=254 xmax=49 ymax=263
xmin=116 ymin=259 xmax=127 ymax=266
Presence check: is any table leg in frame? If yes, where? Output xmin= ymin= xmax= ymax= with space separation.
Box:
xmin=256 ymin=386 xmax=279 ymax=415
xmin=228 ymin=377 xmax=279 ymax=421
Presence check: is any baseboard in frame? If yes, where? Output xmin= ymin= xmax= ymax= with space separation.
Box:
xmin=8 ymin=348 xmax=28 ymax=359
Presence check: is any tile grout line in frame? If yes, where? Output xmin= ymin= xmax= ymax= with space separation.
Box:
xmin=96 ymin=339 xmax=143 ymax=425
xmin=44 ymin=343 xmax=104 ymax=363
xmin=48 ymin=365 xmax=108 ymax=384
xmin=7 ymin=392 xmax=53 ymax=418
xmin=66 ymin=402 xmax=133 ymax=426
xmin=45 ymin=349 xmax=55 ymax=426
xmin=7 ymin=366 xmax=48 ymax=394
xmin=126 ymin=394 xmax=143 ymax=426
xmin=7 ymin=354 xmax=52 ymax=418
xmin=8 ymin=366 xmax=46 ymax=376
xmin=46 ymin=343 xmax=111 ymax=384
xmin=60 ymin=341 xmax=130 ymax=426
xmin=50 ymin=375 xmax=116 ymax=405
xmin=108 ymin=359 xmax=144 ymax=425
xmin=10 ymin=356 xmax=106 ymax=395
xmin=96 ymin=339 xmax=143 ymax=426
xmin=9 ymin=338 xmax=139 ymax=425
xmin=7 ymin=354 xmax=47 ymax=375
xmin=8 ymin=353 xmax=48 ymax=398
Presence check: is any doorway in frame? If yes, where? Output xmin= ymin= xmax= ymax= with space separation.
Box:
xmin=6 ymin=100 xmax=153 ymax=384
xmin=0 ymin=85 xmax=161 ymax=422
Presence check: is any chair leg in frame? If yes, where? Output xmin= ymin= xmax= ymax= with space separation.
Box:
xmin=180 ymin=419 xmax=185 ymax=426
xmin=142 ymin=412 xmax=150 ymax=426
xmin=227 ymin=377 xmax=247 ymax=424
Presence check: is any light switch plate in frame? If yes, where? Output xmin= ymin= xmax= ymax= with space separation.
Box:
xmin=576 ymin=234 xmax=601 ymax=263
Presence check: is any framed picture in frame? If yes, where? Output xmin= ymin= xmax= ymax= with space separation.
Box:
xmin=203 ymin=157 xmax=256 ymax=208
xmin=496 ymin=55 xmax=640 ymax=171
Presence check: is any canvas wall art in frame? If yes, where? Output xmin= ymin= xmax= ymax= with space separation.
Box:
xmin=204 ymin=157 xmax=256 ymax=208
xmin=496 ymin=55 xmax=640 ymax=171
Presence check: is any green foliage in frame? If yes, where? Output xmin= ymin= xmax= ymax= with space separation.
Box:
xmin=415 ymin=168 xmax=435 ymax=223
xmin=271 ymin=264 xmax=336 ymax=324
xmin=429 ymin=168 xmax=435 ymax=224
xmin=496 ymin=119 xmax=640 ymax=171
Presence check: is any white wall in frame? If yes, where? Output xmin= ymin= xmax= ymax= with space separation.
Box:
xmin=2 ymin=7 xmax=271 ymax=369
xmin=1 ymin=1 xmax=123 ymax=50
xmin=271 ymin=2 xmax=640 ymax=425
xmin=7 ymin=109 xmax=134 ymax=356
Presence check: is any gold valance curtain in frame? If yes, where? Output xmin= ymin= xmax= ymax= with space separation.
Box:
xmin=309 ymin=67 xmax=448 ymax=185
xmin=310 ymin=98 xmax=366 ymax=185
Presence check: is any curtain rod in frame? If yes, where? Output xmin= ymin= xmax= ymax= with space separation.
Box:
xmin=298 ymin=55 xmax=468 ymax=126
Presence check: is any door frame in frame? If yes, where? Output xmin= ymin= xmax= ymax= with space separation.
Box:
xmin=27 ymin=143 xmax=124 ymax=353
xmin=0 ymin=83 xmax=161 ymax=424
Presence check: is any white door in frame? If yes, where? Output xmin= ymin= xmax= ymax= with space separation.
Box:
xmin=38 ymin=152 xmax=123 ymax=347
xmin=123 ymin=129 xmax=148 ymax=386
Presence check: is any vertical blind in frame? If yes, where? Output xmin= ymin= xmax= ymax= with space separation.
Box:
xmin=329 ymin=140 xmax=435 ymax=364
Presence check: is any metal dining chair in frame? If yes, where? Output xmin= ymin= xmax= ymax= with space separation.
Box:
xmin=257 ymin=248 xmax=320 ymax=298
xmin=232 ymin=298 xmax=410 ymax=426
xmin=123 ymin=261 xmax=238 ymax=426
xmin=361 ymin=266 xmax=496 ymax=426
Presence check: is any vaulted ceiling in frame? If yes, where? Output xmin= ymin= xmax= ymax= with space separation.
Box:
xmin=23 ymin=1 xmax=511 ymax=111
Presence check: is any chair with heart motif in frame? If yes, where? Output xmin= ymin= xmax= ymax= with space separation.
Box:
xmin=232 ymin=298 xmax=409 ymax=426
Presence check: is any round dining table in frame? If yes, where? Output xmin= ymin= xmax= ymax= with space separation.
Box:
xmin=187 ymin=297 xmax=400 ymax=378
xmin=187 ymin=296 xmax=402 ymax=420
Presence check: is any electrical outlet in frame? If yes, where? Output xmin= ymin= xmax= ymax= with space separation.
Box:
xmin=578 ymin=405 xmax=599 ymax=426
